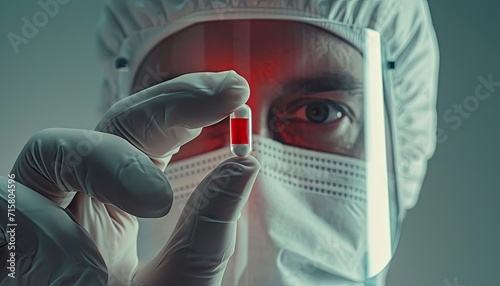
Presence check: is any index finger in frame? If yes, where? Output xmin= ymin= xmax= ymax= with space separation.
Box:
xmin=95 ymin=71 xmax=250 ymax=166
xmin=11 ymin=128 xmax=172 ymax=218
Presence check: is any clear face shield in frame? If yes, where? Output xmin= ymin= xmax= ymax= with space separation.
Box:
xmin=120 ymin=18 xmax=400 ymax=283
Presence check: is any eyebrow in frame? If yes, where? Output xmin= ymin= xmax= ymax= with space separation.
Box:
xmin=144 ymin=71 xmax=362 ymax=96
xmin=281 ymin=72 xmax=363 ymax=96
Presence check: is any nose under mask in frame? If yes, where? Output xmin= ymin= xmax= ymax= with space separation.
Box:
xmin=137 ymin=135 xmax=371 ymax=285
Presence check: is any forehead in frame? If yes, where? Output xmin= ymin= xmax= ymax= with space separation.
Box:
xmin=135 ymin=20 xmax=362 ymax=82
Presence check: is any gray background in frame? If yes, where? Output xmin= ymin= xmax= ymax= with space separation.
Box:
xmin=0 ymin=1 xmax=498 ymax=285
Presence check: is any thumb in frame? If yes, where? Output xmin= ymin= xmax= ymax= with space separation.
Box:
xmin=133 ymin=156 xmax=260 ymax=286
xmin=184 ymin=155 xmax=260 ymax=223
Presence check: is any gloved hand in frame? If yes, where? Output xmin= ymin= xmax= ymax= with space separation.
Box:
xmin=0 ymin=71 xmax=260 ymax=286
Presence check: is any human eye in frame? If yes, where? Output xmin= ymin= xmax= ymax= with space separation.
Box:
xmin=288 ymin=99 xmax=352 ymax=124
xmin=267 ymin=94 xmax=364 ymax=157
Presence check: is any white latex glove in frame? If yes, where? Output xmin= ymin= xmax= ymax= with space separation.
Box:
xmin=0 ymin=71 xmax=260 ymax=285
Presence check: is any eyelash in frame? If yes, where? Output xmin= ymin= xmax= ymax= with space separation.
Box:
xmin=288 ymin=99 xmax=350 ymax=124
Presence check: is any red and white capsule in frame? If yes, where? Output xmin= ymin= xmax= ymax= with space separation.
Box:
xmin=230 ymin=104 xmax=252 ymax=157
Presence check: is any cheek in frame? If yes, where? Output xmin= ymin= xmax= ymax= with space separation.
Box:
xmin=272 ymin=118 xmax=365 ymax=158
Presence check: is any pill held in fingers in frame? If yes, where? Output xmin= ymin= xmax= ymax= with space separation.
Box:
xmin=230 ymin=104 xmax=252 ymax=157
